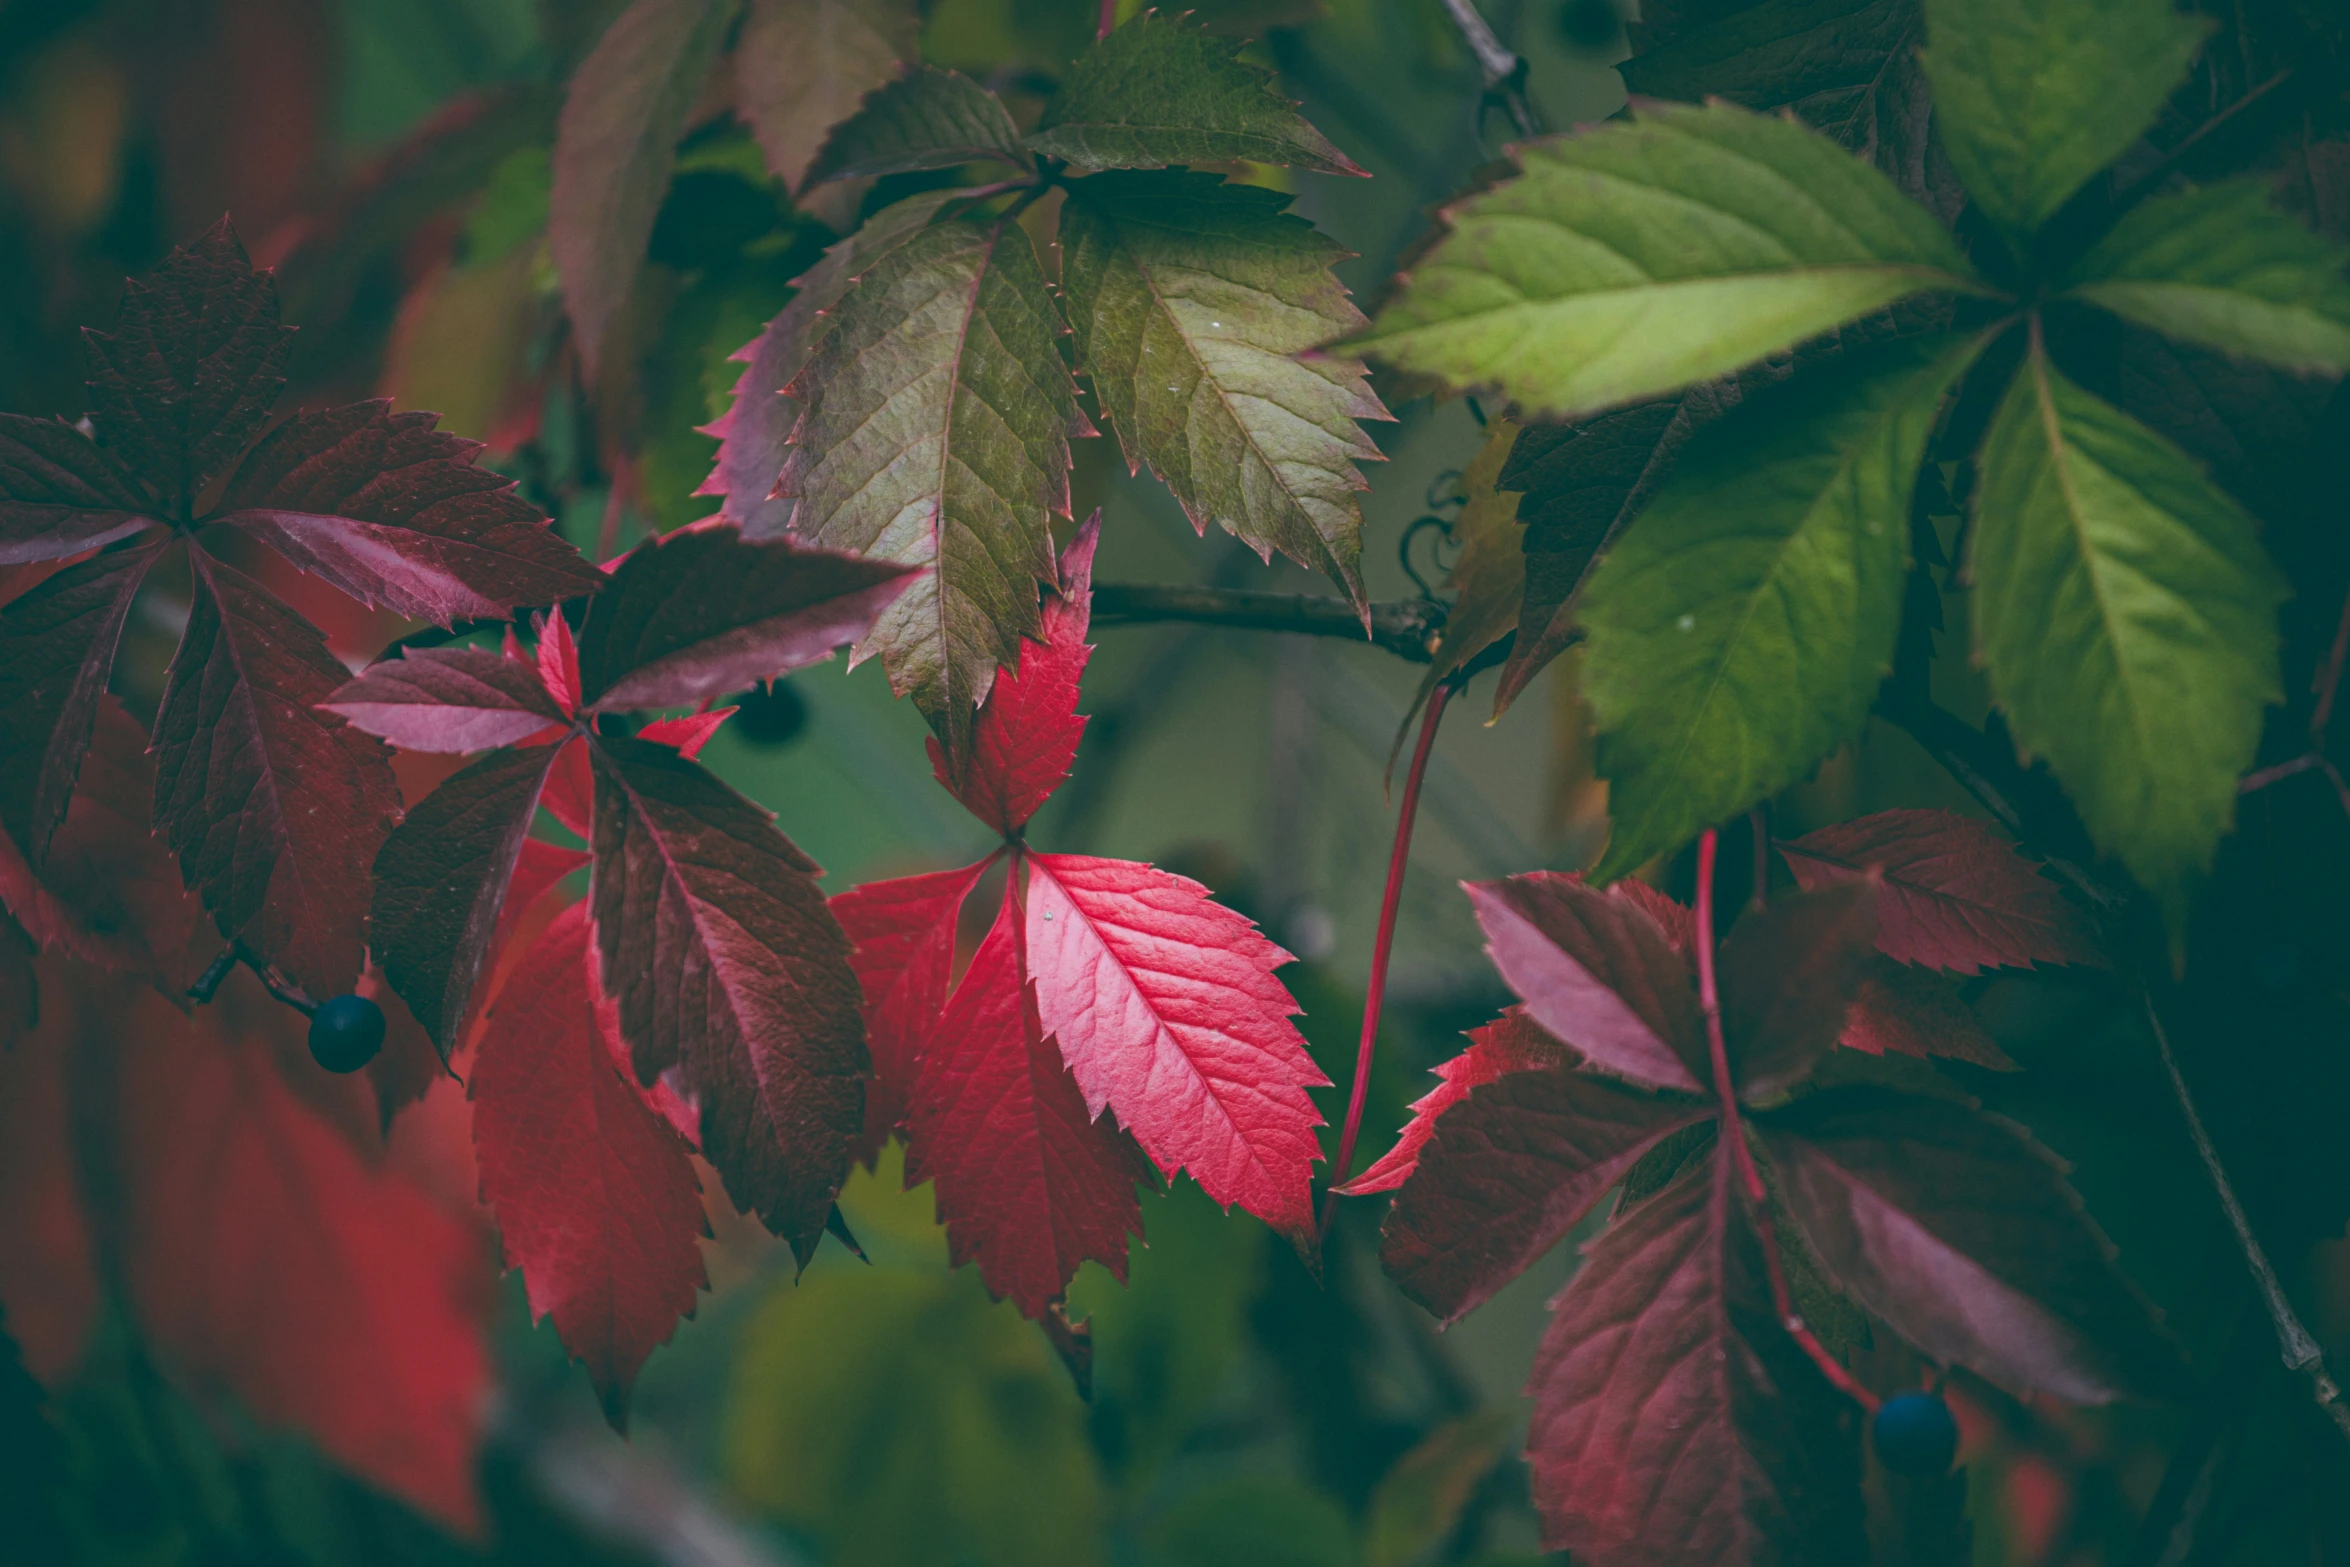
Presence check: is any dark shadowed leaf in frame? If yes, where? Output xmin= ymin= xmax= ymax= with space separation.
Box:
xmin=0 ymin=415 xmax=157 ymax=563
xmin=1839 ymin=957 xmax=2016 ymax=1069
xmin=1717 ymin=881 xmax=1878 ymax=1098
xmin=325 ymin=646 xmax=570 ymax=753
xmin=0 ymin=543 xmax=160 ymax=858
xmin=733 ymin=0 xmax=915 ymax=193
xmin=830 ymin=857 xmax=993 ymax=1164
xmin=804 ymin=65 xmax=1025 ymax=185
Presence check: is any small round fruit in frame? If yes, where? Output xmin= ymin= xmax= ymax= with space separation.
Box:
xmin=308 ymin=994 xmax=386 ymax=1074
xmin=1872 ymin=1391 xmax=1960 ymax=1476
xmin=729 ymin=679 xmax=809 ymax=748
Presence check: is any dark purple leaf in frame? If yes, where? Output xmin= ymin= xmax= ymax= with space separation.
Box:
xmin=0 ymin=415 xmax=158 ymax=563
xmin=1718 ymin=880 xmax=1878 ymax=1099
xmin=1841 ymin=957 xmax=2017 ymax=1069
xmin=324 ymin=647 xmax=571 ymax=753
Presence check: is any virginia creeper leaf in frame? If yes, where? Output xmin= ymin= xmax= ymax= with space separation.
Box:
xmin=904 ymin=889 xmax=1145 ymax=1319
xmin=1023 ymin=851 xmax=1325 ymax=1239
xmin=638 ymin=708 xmax=734 ymax=759
xmin=1764 ymin=1086 xmax=2176 ymax=1401
xmin=588 ymin=736 xmax=863 ymax=1261
xmin=1525 ymin=1158 xmax=1864 ymax=1564
xmin=550 ymin=0 xmax=741 ymax=373
xmin=1059 ymin=171 xmax=1387 ymax=607
xmin=1840 ymin=956 xmax=2015 ymax=1069
xmin=1028 ymin=13 xmax=1364 ymax=177
xmin=1716 ymin=880 xmax=1878 ymax=1098
xmin=152 ymin=551 xmax=400 ymax=997
xmin=1579 ymin=335 xmax=1978 ymax=879
xmin=830 ymin=858 xmax=993 ymax=1163
xmin=732 ymin=0 xmax=916 ymax=193
xmin=323 ymin=647 xmax=570 ymax=753
xmin=1918 ymin=0 xmax=2207 ymax=241
xmin=473 ymin=902 xmax=708 ymax=1428
xmin=577 ymin=523 xmax=915 ymax=712
xmin=804 ymin=65 xmax=1025 ymax=185
xmin=542 ymin=735 xmax=594 ymax=839
xmin=776 ymin=218 xmax=1089 ymax=752
xmin=1342 ymin=102 xmax=1984 ymax=420
xmin=0 ymin=542 xmax=160 ymax=859
xmin=1340 ymin=1009 xmax=1570 ymax=1197
xmin=2061 ymin=179 xmax=2350 ymax=376
xmin=0 ymin=415 xmax=156 ymax=563
xmin=1969 ymin=345 xmax=2283 ymax=932
xmin=1776 ymin=808 xmax=2106 ymax=972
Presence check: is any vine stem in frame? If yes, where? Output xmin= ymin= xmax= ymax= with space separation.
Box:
xmin=1320 ymin=678 xmax=1455 ymax=1237
xmin=1696 ymin=829 xmax=1882 ymax=1415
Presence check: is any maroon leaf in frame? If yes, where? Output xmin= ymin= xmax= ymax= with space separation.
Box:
xmin=0 ymin=543 xmax=162 ymax=858
xmin=472 ymin=902 xmax=708 ymax=1429
xmin=576 ymin=524 xmax=916 ymax=712
xmin=1841 ymin=957 xmax=2016 ymax=1070
xmin=216 ymin=401 xmax=602 ymax=627
xmin=79 ymin=218 xmax=294 ymax=514
xmin=1378 ymin=1057 xmax=1707 ymax=1324
xmin=902 ymin=888 xmax=1145 ymax=1319
xmin=0 ymin=415 xmax=158 ymax=563
xmin=588 ymin=735 xmax=865 ymax=1261
xmin=1762 ymin=1088 xmax=2176 ymax=1403
xmin=324 ymin=647 xmax=571 ymax=753
xmin=1716 ymin=880 xmax=1878 ymax=1099
xmin=1339 ymin=1008 xmax=1571 ymax=1196
xmin=829 ymin=858 xmax=993 ymax=1164
xmin=1526 ymin=1158 xmax=1864 ymax=1564
xmin=1777 ymin=810 xmax=2106 ymax=974
xmin=371 ymin=745 xmax=561 ymax=1057
xmin=151 ymin=550 xmax=400 ymax=997
xmin=1465 ymin=873 xmax=1705 ymax=1093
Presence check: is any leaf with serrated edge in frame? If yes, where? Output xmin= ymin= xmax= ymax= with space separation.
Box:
xmin=473 ymin=902 xmax=707 ymax=1429
xmin=588 ymin=736 xmax=863 ymax=1261
xmin=1841 ymin=956 xmax=2016 ymax=1069
xmin=1343 ymin=102 xmax=1983 ymax=421
xmin=1777 ymin=808 xmax=2105 ymax=972
xmin=325 ymin=648 xmax=570 ymax=753
xmin=831 ymin=859 xmax=993 ymax=1164
xmin=1717 ymin=880 xmax=1878 ymax=1099
xmin=1023 ymin=851 xmax=1325 ymax=1238
xmin=0 ymin=544 xmax=161 ymax=858
xmin=776 ymin=218 xmax=1088 ymax=753
xmin=1968 ymin=345 xmax=2282 ymax=934
xmin=1062 ymin=171 xmax=1386 ymax=608
xmin=0 ymin=415 xmax=158 ymax=563
xmin=2062 ymin=179 xmax=2350 ymax=376
xmin=1342 ymin=1009 xmax=1570 ymax=1197
xmin=1028 ymin=13 xmax=1364 ymax=176
xmin=805 ymin=65 xmax=1025 ymax=185
xmin=733 ymin=0 xmax=915 ymax=192
xmin=1581 ymin=335 xmax=1979 ymax=880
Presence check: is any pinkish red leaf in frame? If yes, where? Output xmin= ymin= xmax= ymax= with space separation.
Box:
xmin=1840 ymin=957 xmax=2016 ymax=1069
xmin=324 ymin=647 xmax=571 ymax=753
xmin=903 ymin=888 xmax=1144 ymax=1319
xmin=151 ymin=550 xmax=400 ymax=997
xmin=1716 ymin=880 xmax=1878 ymax=1099
xmin=1022 ymin=851 xmax=1325 ymax=1238
xmin=541 ymin=736 xmax=594 ymax=839
xmin=472 ymin=903 xmax=707 ymax=1427
xmin=1526 ymin=1159 xmax=1863 ymax=1565
xmin=536 ymin=610 xmax=582 ymax=716
xmin=1776 ymin=810 xmax=2106 ymax=974
xmin=0 ymin=415 xmax=157 ymax=564
xmin=576 ymin=524 xmax=915 ymax=712
xmin=1339 ymin=1009 xmax=1571 ymax=1196
xmin=637 ymin=708 xmax=734 ymax=761
xmin=216 ymin=401 xmax=601 ymax=627
xmin=489 ymin=839 xmax=591 ymax=971
xmin=829 ymin=858 xmax=993 ymax=1164
xmin=1465 ymin=873 xmax=1705 ymax=1094
xmin=588 ymin=736 xmax=865 ymax=1261
xmin=928 ymin=515 xmax=1096 ymax=832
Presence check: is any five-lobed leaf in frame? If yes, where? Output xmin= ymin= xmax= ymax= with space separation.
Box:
xmin=1343 ymin=101 xmax=1985 ymax=421
xmin=1715 ymin=880 xmax=1879 ymax=1098
xmin=1968 ymin=344 xmax=2283 ymax=933
xmin=804 ymin=64 xmax=1026 ymax=185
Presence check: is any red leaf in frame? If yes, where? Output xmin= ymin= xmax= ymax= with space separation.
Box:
xmin=78 ymin=219 xmax=294 ymax=515
xmin=576 ymin=524 xmax=915 ymax=712
xmin=151 ymin=550 xmax=400 ymax=996
xmin=542 ymin=735 xmax=594 ymax=838
xmin=1339 ymin=1009 xmax=1571 ymax=1196
xmin=928 ymin=514 xmax=1097 ymax=832
xmin=1525 ymin=1158 xmax=1863 ymax=1565
xmin=1840 ymin=957 xmax=2016 ymax=1070
xmin=536 ymin=609 xmax=582 ymax=716
xmin=1777 ymin=810 xmax=2106 ymax=974
xmin=1716 ymin=880 xmax=1878 ymax=1099
xmin=0 ymin=544 xmax=162 ymax=858
xmin=0 ymin=415 xmax=156 ymax=564
xmin=1464 ymin=873 xmax=1705 ymax=1093
xmin=1762 ymin=1088 xmax=2176 ymax=1403
xmin=370 ymin=745 xmax=560 ymax=1055
xmin=588 ymin=736 xmax=864 ymax=1261
xmin=1023 ymin=852 xmax=1325 ymax=1237
xmin=215 ymin=401 xmax=601 ymax=627
xmin=1375 ymin=1052 xmax=1707 ymax=1323
xmin=830 ymin=858 xmax=993 ymax=1164
xmin=472 ymin=903 xmax=707 ymax=1427
xmin=902 ymin=888 xmax=1144 ymax=1319
xmin=489 ymin=839 xmax=591 ymax=972
xmin=637 ymin=708 xmax=734 ymax=761
xmin=110 ymin=989 xmax=492 ymax=1532
xmin=324 ymin=647 xmax=571 ymax=753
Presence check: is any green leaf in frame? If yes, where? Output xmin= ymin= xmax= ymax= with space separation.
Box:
xmin=2062 ymin=179 xmax=2350 ymax=375
xmin=549 ymin=0 xmax=741 ymax=374
xmin=1342 ymin=102 xmax=1986 ymax=421
xmin=1147 ymin=1477 xmax=1354 ymax=1567
xmin=1363 ymin=1409 xmax=1515 ymax=1567
xmin=1028 ymin=13 xmax=1364 ymax=177
xmin=775 ymin=217 xmax=1088 ymax=752
xmin=1060 ymin=170 xmax=1386 ymax=605
xmin=805 ymin=63 xmax=1027 ymax=185
xmin=1969 ymin=343 xmax=2283 ymax=932
xmin=733 ymin=0 xmax=917 ymax=193
xmin=1919 ymin=0 xmax=2208 ymax=241
xmin=1581 ymin=334 xmax=1981 ymax=879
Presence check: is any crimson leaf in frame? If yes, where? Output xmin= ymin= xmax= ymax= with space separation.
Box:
xmin=830 ymin=858 xmax=994 ymax=1165
xmin=1339 ymin=1009 xmax=1572 ymax=1197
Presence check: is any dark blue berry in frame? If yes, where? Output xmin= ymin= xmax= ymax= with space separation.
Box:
xmin=308 ymin=994 xmax=385 ymax=1074
xmin=728 ymin=679 xmax=808 ymax=748
xmin=1872 ymin=1391 xmax=1960 ymax=1476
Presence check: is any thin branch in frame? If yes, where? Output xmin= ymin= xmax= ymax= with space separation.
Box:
xmin=1091 ymin=582 xmax=1448 ymax=662
xmin=1437 ymin=0 xmax=1541 ymax=137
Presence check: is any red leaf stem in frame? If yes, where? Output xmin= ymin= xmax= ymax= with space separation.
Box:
xmin=1098 ymin=0 xmax=1117 ymax=40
